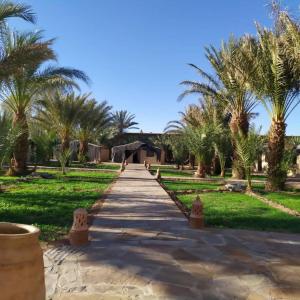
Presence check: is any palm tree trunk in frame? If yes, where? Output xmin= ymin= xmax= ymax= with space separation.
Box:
xmin=10 ymin=113 xmax=29 ymax=176
xmin=61 ymin=136 xmax=70 ymax=152
xmin=79 ymin=139 xmax=89 ymax=162
xmin=195 ymin=161 xmax=205 ymax=178
xmin=189 ymin=153 xmax=195 ymax=169
xmin=230 ymin=112 xmax=249 ymax=179
xmin=265 ymin=119 xmax=286 ymax=191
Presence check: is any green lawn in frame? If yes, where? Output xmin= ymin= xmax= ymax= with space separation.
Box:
xmin=260 ymin=191 xmax=300 ymax=213
xmin=40 ymin=161 xmax=120 ymax=170
xmin=177 ymin=192 xmax=300 ymax=233
xmin=151 ymin=167 xmax=267 ymax=181
xmin=162 ymin=180 xmax=221 ymax=191
xmin=151 ymin=169 xmax=194 ymax=177
xmin=0 ymin=170 xmax=117 ymax=241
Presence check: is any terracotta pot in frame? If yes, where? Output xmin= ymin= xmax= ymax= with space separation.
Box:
xmin=0 ymin=222 xmax=45 ymax=300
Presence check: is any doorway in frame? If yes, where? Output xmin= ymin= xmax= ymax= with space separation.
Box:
xmin=133 ymin=151 xmax=139 ymax=163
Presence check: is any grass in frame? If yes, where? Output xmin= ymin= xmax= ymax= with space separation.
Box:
xmin=151 ymin=166 xmax=267 ymax=181
xmin=40 ymin=161 xmax=120 ymax=170
xmin=151 ymin=169 xmax=194 ymax=177
xmin=0 ymin=170 xmax=117 ymax=241
xmin=162 ymin=180 xmax=221 ymax=191
xmin=260 ymin=191 xmax=300 ymax=213
xmin=177 ymin=192 xmax=300 ymax=233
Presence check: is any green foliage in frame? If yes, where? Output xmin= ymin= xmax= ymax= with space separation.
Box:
xmin=184 ymin=125 xmax=215 ymax=167
xmin=0 ymin=111 xmax=22 ymax=167
xmin=55 ymin=149 xmax=72 ymax=175
xmin=165 ymin=134 xmax=188 ymax=167
xmin=111 ymin=110 xmax=139 ymax=135
xmin=235 ymin=126 xmax=265 ymax=191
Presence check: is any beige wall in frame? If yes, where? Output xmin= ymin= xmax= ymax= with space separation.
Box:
xmin=100 ymin=147 xmax=110 ymax=162
xmin=140 ymin=149 xmax=160 ymax=164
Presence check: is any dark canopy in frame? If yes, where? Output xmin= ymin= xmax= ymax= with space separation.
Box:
xmin=111 ymin=141 xmax=160 ymax=163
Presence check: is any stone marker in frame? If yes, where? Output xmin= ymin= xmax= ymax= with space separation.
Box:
xmin=155 ymin=168 xmax=161 ymax=180
xmin=224 ymin=183 xmax=246 ymax=192
xmin=146 ymin=163 xmax=151 ymax=170
xmin=189 ymin=195 xmax=204 ymax=229
xmin=69 ymin=208 xmax=89 ymax=246
xmin=144 ymin=160 xmax=147 ymax=167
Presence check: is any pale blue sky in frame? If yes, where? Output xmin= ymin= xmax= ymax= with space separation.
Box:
xmin=10 ymin=0 xmax=300 ymax=134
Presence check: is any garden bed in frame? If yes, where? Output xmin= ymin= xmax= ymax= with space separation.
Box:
xmin=160 ymin=178 xmax=300 ymax=233
xmin=0 ymin=170 xmax=117 ymax=241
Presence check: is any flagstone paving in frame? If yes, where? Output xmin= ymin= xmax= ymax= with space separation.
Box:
xmin=45 ymin=164 xmax=300 ymax=300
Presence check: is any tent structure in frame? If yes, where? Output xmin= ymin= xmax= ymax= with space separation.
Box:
xmin=111 ymin=141 xmax=161 ymax=163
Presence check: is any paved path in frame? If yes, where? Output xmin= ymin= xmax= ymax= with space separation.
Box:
xmin=45 ymin=164 xmax=300 ymax=300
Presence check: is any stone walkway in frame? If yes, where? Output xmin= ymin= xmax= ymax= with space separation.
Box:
xmin=45 ymin=164 xmax=300 ymax=300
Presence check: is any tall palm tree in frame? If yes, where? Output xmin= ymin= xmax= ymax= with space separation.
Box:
xmin=179 ymin=37 xmax=257 ymax=179
xmin=111 ymin=110 xmax=138 ymax=144
xmin=112 ymin=110 xmax=139 ymax=134
xmin=37 ymin=92 xmax=88 ymax=153
xmin=0 ymin=1 xmax=35 ymax=23
xmin=1 ymin=30 xmax=89 ymax=175
xmin=244 ymin=11 xmax=300 ymax=191
xmin=77 ymin=98 xmax=112 ymax=161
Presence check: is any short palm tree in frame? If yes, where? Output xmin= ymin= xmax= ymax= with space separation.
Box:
xmin=244 ymin=12 xmax=300 ymax=191
xmin=184 ymin=124 xmax=215 ymax=178
xmin=37 ymin=92 xmax=88 ymax=153
xmin=1 ymin=30 xmax=89 ymax=175
xmin=179 ymin=37 xmax=257 ymax=179
xmin=235 ymin=126 xmax=265 ymax=192
xmin=77 ymin=98 xmax=112 ymax=162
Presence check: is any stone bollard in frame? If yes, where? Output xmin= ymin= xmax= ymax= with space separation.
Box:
xmin=144 ymin=161 xmax=147 ymax=167
xmin=125 ymin=160 xmax=128 ymax=166
xmin=69 ymin=208 xmax=89 ymax=246
xmin=155 ymin=168 xmax=161 ymax=180
xmin=189 ymin=195 xmax=204 ymax=229
xmin=146 ymin=163 xmax=151 ymax=170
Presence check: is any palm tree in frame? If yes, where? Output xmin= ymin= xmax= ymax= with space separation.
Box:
xmin=0 ymin=1 xmax=35 ymax=23
xmin=235 ymin=126 xmax=265 ymax=192
xmin=37 ymin=92 xmax=88 ymax=153
xmin=77 ymin=98 xmax=112 ymax=162
xmin=179 ymin=37 xmax=257 ymax=179
xmin=0 ymin=109 xmax=21 ymax=168
xmin=244 ymin=11 xmax=300 ymax=191
xmin=1 ymin=30 xmax=89 ymax=175
xmin=184 ymin=124 xmax=215 ymax=178
xmin=111 ymin=110 xmax=138 ymax=144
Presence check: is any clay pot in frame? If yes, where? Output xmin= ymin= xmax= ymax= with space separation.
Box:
xmin=0 ymin=222 xmax=45 ymax=300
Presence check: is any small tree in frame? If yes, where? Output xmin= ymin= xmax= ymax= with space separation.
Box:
xmin=185 ymin=125 xmax=215 ymax=178
xmin=235 ymin=126 xmax=265 ymax=192
xmin=56 ymin=149 xmax=72 ymax=175
xmin=166 ymin=135 xmax=188 ymax=169
xmin=214 ymin=126 xmax=231 ymax=177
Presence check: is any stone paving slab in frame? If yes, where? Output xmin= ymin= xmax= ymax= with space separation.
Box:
xmin=45 ymin=164 xmax=300 ymax=300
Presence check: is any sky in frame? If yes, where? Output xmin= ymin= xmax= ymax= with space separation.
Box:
xmin=10 ymin=0 xmax=300 ymax=134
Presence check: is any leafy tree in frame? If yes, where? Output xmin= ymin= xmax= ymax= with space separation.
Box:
xmin=1 ymin=29 xmax=89 ymax=175
xmin=235 ymin=126 xmax=265 ymax=192
xmin=184 ymin=125 xmax=215 ymax=177
xmin=77 ymin=98 xmax=112 ymax=162
xmin=243 ymin=9 xmax=300 ymax=190
xmin=36 ymin=92 xmax=88 ymax=153
xmin=179 ymin=37 xmax=258 ymax=179
xmin=111 ymin=110 xmax=138 ymax=144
